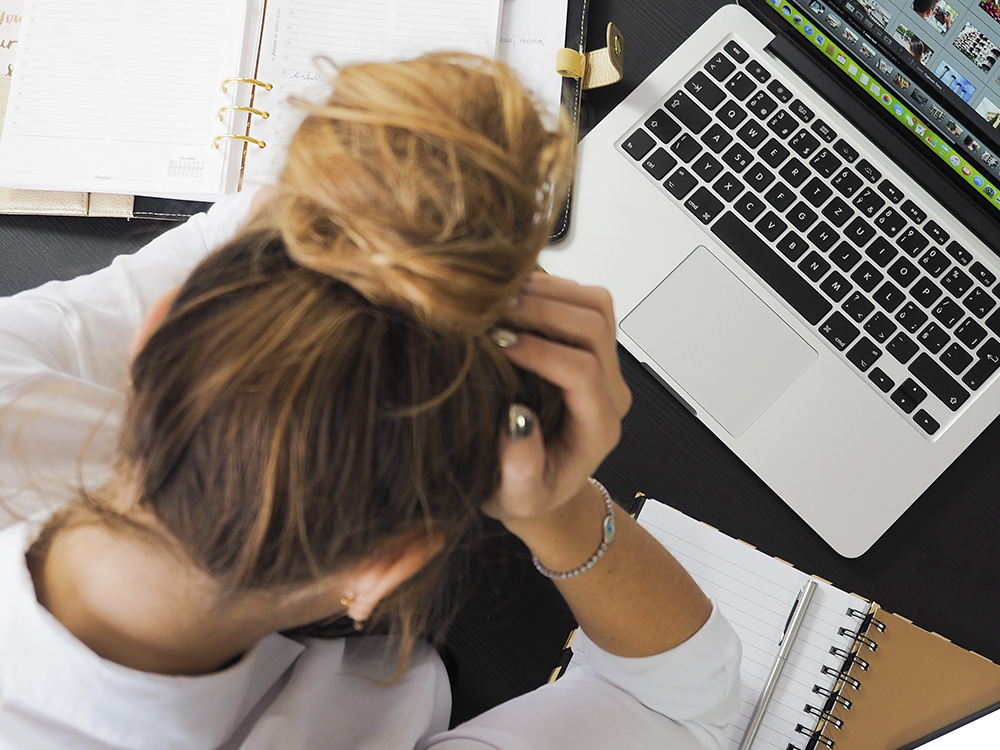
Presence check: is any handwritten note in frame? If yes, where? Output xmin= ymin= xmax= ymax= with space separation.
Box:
xmin=0 ymin=3 xmax=22 ymax=76
xmin=497 ymin=0 xmax=568 ymax=122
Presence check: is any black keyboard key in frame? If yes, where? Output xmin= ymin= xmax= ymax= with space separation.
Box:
xmin=918 ymin=248 xmax=950 ymax=278
xmin=747 ymin=90 xmax=778 ymax=119
xmin=645 ymin=110 xmax=682 ymax=143
xmin=810 ymin=149 xmax=843 ymax=179
xmin=787 ymin=202 xmax=818 ymax=231
xmin=767 ymin=80 xmax=793 ymax=103
xmin=745 ymin=59 xmax=770 ymax=82
xmin=810 ymin=119 xmax=837 ymax=142
xmin=665 ymin=90 xmax=711 ymax=133
xmin=955 ymin=318 xmax=987 ymax=349
xmin=722 ymin=143 xmax=753 ymax=173
xmin=942 ymin=267 xmax=973 ymax=297
xmin=963 ymin=339 xmax=1000 ymax=390
xmin=831 ymin=168 xmax=863 ymax=197
xmin=866 ymin=237 xmax=898 ymax=268
xmin=789 ymin=99 xmax=815 ymax=122
xmin=767 ymin=111 xmax=797 ymax=139
xmin=701 ymin=124 xmax=733 ymax=153
xmin=913 ymin=409 xmax=940 ymax=435
xmin=964 ymin=287 xmax=997 ymax=318
xmin=869 ymin=366 xmax=895 ymax=392
xmin=737 ymin=119 xmax=768 ymax=148
xmin=851 ymin=261 xmax=884 ymax=292
xmin=847 ymin=337 xmax=882 ymax=371
xmin=911 ymin=353 xmax=970 ymax=410
xmin=712 ymin=173 xmax=745 ymax=202
xmin=970 ymin=261 xmax=997 ymax=287
xmin=874 ymin=281 xmax=906 ymax=312
xmin=685 ymin=71 xmax=725 ymax=109
xmin=622 ymin=129 xmax=655 ymax=160
xmin=778 ymin=232 xmax=810 ymax=262
xmin=843 ymin=291 xmax=876 ymax=322
xmin=799 ymin=250 xmax=831 ymax=281
xmin=705 ymin=52 xmax=736 ymax=81
xmin=756 ymin=211 xmax=788 ymax=242
xmin=726 ymin=71 xmax=757 ymax=100
xmin=819 ymin=311 xmax=860 ymax=350
xmin=878 ymin=180 xmax=904 ymax=203
xmin=924 ymin=220 xmax=949 ymax=245
xmin=717 ymin=100 xmax=749 ymax=129
xmin=856 ymin=158 xmax=881 ymax=183
xmin=691 ymin=152 xmax=724 ymax=181
xmin=807 ymin=221 xmax=838 ymax=252
xmin=820 ymin=271 xmax=852 ymax=301
xmin=802 ymin=177 xmax=833 ymax=209
xmin=910 ymin=278 xmax=942 ymax=308
xmin=853 ymin=187 xmax=885 ymax=218
xmin=725 ymin=41 xmax=749 ymax=63
xmin=759 ymin=138 xmax=790 ymax=168
xmin=986 ymin=308 xmax=1000 ymax=339
xmin=830 ymin=242 xmax=861 ymax=271
xmin=901 ymin=199 xmax=927 ymax=224
xmin=671 ymin=133 xmax=703 ymax=162
xmin=734 ymin=193 xmax=766 ymax=221
xmin=822 ymin=196 xmax=854 ymax=227
xmin=711 ymin=212 xmax=832 ymax=325
xmin=940 ymin=343 xmax=973 ymax=375
xmin=891 ymin=379 xmax=926 ymax=413
xmin=874 ymin=208 xmax=906 ymax=237
xmin=887 ymin=332 xmax=919 ymax=364
xmin=832 ymin=139 xmax=859 ymax=163
xmin=642 ymin=149 xmax=678 ymax=181
xmin=945 ymin=240 xmax=972 ymax=265
xmin=779 ymin=158 xmax=811 ymax=187
xmin=865 ymin=311 xmax=898 ymax=343
xmin=932 ymin=298 xmax=964 ymax=328
xmin=684 ymin=186 xmax=725 ymax=224
xmin=764 ymin=182 xmax=795 ymax=212
xmin=665 ymin=167 xmax=698 ymax=199
xmin=895 ymin=302 xmax=928 ymax=333
xmin=843 ymin=217 xmax=877 ymax=248
xmin=887 ymin=257 xmax=919 ymax=288
xmin=918 ymin=322 xmax=950 ymax=353
xmin=744 ymin=163 xmax=775 ymax=192
xmin=789 ymin=129 xmax=821 ymax=159
xmin=896 ymin=227 xmax=929 ymax=258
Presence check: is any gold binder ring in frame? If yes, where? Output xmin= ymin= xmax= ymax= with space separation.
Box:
xmin=220 ymin=77 xmax=273 ymax=93
xmin=217 ymin=105 xmax=270 ymax=121
xmin=214 ymin=134 xmax=266 ymax=150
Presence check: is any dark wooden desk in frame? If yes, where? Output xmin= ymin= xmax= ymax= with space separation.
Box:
xmin=3 ymin=0 xmax=999 ymax=715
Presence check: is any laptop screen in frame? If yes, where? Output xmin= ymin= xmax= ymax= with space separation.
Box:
xmin=754 ymin=0 xmax=1000 ymax=224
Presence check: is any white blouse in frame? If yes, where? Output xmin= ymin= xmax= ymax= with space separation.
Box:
xmin=0 ymin=192 xmax=742 ymax=750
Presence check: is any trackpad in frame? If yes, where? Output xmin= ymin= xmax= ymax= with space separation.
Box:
xmin=620 ymin=246 xmax=817 ymax=437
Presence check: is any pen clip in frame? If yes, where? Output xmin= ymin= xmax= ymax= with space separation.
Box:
xmin=780 ymin=587 xmax=804 ymax=646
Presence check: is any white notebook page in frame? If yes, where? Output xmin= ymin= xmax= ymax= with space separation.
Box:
xmin=0 ymin=0 xmax=250 ymax=200
xmin=631 ymin=501 xmax=868 ymax=750
xmin=496 ymin=0 xmax=568 ymax=123
xmin=243 ymin=0 xmax=503 ymax=187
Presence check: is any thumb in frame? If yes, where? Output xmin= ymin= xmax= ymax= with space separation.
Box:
xmin=482 ymin=404 xmax=546 ymax=520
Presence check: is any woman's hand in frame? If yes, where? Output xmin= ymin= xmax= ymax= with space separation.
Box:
xmin=482 ymin=272 xmax=631 ymax=528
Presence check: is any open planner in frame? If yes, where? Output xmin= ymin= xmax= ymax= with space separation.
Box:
xmin=579 ymin=501 xmax=1000 ymax=750
xmin=0 ymin=0 xmax=504 ymax=201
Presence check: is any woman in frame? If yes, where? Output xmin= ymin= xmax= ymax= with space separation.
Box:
xmin=0 ymin=54 xmax=741 ymax=749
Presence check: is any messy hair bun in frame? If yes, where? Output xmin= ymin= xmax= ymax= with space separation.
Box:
xmin=274 ymin=52 xmax=574 ymax=335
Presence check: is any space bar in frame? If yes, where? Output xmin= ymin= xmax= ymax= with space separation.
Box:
xmin=710 ymin=212 xmax=832 ymax=326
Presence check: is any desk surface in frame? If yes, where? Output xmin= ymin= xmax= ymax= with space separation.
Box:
xmin=2 ymin=0 xmax=999 ymax=691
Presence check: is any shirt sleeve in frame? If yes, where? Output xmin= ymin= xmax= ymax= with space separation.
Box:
xmin=0 ymin=190 xmax=258 ymax=525
xmin=419 ymin=603 xmax=742 ymax=750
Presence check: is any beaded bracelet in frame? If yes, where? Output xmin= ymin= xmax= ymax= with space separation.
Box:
xmin=531 ymin=478 xmax=617 ymax=580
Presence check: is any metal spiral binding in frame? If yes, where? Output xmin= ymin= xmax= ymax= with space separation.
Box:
xmin=813 ymin=684 xmax=853 ymax=709
xmin=830 ymin=645 xmax=869 ymax=671
xmin=795 ymin=723 xmax=835 ymax=747
xmin=838 ymin=627 xmax=879 ymax=652
xmin=848 ymin=607 xmax=886 ymax=632
xmin=804 ymin=703 xmax=845 ymax=730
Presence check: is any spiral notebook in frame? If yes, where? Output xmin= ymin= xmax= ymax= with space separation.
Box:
xmin=571 ymin=500 xmax=1000 ymax=750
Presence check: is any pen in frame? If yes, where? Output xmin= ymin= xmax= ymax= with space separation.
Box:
xmin=738 ymin=578 xmax=819 ymax=750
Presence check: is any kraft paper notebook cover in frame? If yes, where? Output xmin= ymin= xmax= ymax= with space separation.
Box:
xmin=562 ymin=499 xmax=1000 ymax=750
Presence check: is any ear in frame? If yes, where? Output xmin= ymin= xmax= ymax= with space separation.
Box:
xmin=344 ymin=532 xmax=445 ymax=623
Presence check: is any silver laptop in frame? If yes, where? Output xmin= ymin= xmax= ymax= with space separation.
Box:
xmin=540 ymin=0 xmax=1000 ymax=556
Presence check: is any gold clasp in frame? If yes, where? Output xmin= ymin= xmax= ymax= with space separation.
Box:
xmin=216 ymin=105 xmax=270 ymax=121
xmin=555 ymin=23 xmax=625 ymax=90
xmin=213 ymin=134 xmax=266 ymax=149
xmin=220 ymin=77 xmax=273 ymax=93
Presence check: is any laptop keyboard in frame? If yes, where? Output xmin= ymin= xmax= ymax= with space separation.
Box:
xmin=618 ymin=39 xmax=1000 ymax=439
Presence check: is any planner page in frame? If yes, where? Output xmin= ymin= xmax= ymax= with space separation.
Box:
xmin=242 ymin=0 xmax=503 ymax=187
xmin=618 ymin=501 xmax=868 ymax=750
xmin=0 ymin=0 xmax=251 ymax=200
xmin=497 ymin=0 xmax=568 ymax=123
